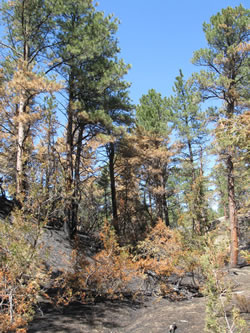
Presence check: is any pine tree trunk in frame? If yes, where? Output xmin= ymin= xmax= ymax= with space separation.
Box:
xmin=16 ymin=94 xmax=26 ymax=196
xmin=16 ymin=25 xmax=29 ymax=196
xmin=187 ymin=138 xmax=196 ymax=233
xmin=71 ymin=126 xmax=85 ymax=235
xmin=162 ymin=170 xmax=170 ymax=226
xmin=227 ymin=153 xmax=239 ymax=267
xmin=163 ymin=197 xmax=170 ymax=226
xmin=65 ymin=81 xmax=75 ymax=238
xmin=226 ymin=100 xmax=239 ymax=267
xmin=108 ymin=142 xmax=119 ymax=234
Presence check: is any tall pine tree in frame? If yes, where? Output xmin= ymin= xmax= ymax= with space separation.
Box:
xmin=192 ymin=5 xmax=249 ymax=266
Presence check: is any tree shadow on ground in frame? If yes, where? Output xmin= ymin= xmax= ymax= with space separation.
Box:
xmin=28 ymin=298 xmax=143 ymax=333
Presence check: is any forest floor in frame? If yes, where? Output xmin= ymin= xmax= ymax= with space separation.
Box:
xmin=28 ymin=266 xmax=250 ymax=333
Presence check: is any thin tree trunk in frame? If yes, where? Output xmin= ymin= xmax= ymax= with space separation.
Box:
xmin=198 ymin=146 xmax=208 ymax=234
xmin=71 ymin=126 xmax=85 ymax=235
xmin=45 ymin=112 xmax=53 ymax=191
xmin=64 ymin=78 xmax=75 ymax=238
xmin=227 ymin=153 xmax=238 ymax=267
xmin=16 ymin=17 xmax=29 ymax=196
xmin=16 ymin=95 xmax=25 ymax=195
xmin=108 ymin=142 xmax=119 ymax=234
xmin=163 ymin=195 xmax=170 ymax=227
xmin=187 ymin=138 xmax=196 ymax=233
xmin=162 ymin=169 xmax=170 ymax=226
xmin=226 ymin=101 xmax=238 ymax=267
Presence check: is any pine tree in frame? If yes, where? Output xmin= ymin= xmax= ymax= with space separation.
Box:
xmin=136 ymin=89 xmax=169 ymax=136
xmin=0 ymin=0 xmax=60 ymax=198
xmin=136 ymin=90 xmax=174 ymax=226
xmin=114 ymin=132 xmax=151 ymax=242
xmin=53 ymin=0 xmax=132 ymax=237
xmin=168 ymin=70 xmax=209 ymax=233
xmin=192 ymin=5 xmax=249 ymax=266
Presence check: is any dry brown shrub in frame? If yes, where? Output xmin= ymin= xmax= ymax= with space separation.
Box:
xmin=135 ymin=219 xmax=189 ymax=278
xmin=0 ymin=210 xmax=47 ymax=332
xmin=55 ymin=221 xmax=141 ymax=303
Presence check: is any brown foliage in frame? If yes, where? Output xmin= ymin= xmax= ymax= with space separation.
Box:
xmin=0 ymin=210 xmax=48 ymax=332
xmin=55 ymin=221 xmax=141 ymax=303
xmin=135 ymin=219 xmax=188 ymax=278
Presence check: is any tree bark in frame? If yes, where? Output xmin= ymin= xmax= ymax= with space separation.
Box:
xmin=226 ymin=99 xmax=239 ymax=267
xmin=70 ymin=125 xmax=85 ymax=235
xmin=16 ymin=12 xmax=29 ymax=196
xmin=64 ymin=76 xmax=76 ymax=238
xmin=227 ymin=152 xmax=239 ymax=267
xmin=16 ymin=94 xmax=25 ymax=195
xmin=163 ymin=195 xmax=170 ymax=227
xmin=187 ymin=138 xmax=196 ymax=233
xmin=162 ymin=169 xmax=170 ymax=226
xmin=108 ymin=142 xmax=119 ymax=234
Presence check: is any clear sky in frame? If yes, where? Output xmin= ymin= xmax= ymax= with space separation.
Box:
xmin=98 ymin=0 xmax=249 ymax=105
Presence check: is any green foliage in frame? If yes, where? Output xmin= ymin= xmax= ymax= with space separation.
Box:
xmin=0 ymin=2 xmax=249 ymax=329
xmin=169 ymin=69 xmax=207 ymax=143
xmin=168 ymin=70 xmax=210 ymax=232
xmin=135 ymin=89 xmax=176 ymax=228
xmin=192 ymin=5 xmax=249 ymax=108
xmin=136 ymin=89 xmax=170 ymax=135
xmin=192 ymin=4 xmax=249 ymax=266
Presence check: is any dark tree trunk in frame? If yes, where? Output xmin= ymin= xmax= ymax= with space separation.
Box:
xmin=162 ymin=169 xmax=170 ymax=227
xmin=187 ymin=138 xmax=196 ymax=233
xmin=108 ymin=142 xmax=119 ymax=234
xmin=64 ymin=76 xmax=76 ymax=238
xmin=163 ymin=196 xmax=170 ymax=227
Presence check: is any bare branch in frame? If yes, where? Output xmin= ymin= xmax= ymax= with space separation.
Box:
xmin=0 ymin=41 xmax=22 ymax=57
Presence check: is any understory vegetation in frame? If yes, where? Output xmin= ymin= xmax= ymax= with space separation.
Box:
xmin=0 ymin=1 xmax=249 ymax=332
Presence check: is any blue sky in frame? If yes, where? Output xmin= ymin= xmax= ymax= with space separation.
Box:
xmin=98 ymin=0 xmax=249 ymax=105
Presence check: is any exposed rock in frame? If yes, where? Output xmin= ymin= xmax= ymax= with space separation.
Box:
xmin=238 ymin=212 xmax=250 ymax=251
xmin=38 ymin=227 xmax=75 ymax=274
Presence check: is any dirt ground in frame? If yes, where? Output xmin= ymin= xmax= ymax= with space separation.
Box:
xmin=28 ymin=266 xmax=250 ymax=333
xmin=28 ymin=296 xmax=206 ymax=333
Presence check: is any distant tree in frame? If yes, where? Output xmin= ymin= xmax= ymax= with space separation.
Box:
xmin=168 ymin=70 xmax=209 ymax=233
xmin=192 ymin=5 xmax=249 ymax=266
xmin=136 ymin=90 xmax=174 ymax=226
xmin=98 ymin=165 xmax=111 ymax=220
xmin=97 ymin=56 xmax=133 ymax=235
xmin=115 ymin=133 xmax=147 ymax=242
xmin=212 ymin=162 xmax=229 ymax=218
xmin=136 ymin=89 xmax=169 ymax=135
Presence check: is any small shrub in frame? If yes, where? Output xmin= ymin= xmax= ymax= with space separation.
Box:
xmin=0 ymin=209 xmax=47 ymax=332
xmin=200 ymin=237 xmax=247 ymax=333
xmin=133 ymin=219 xmax=199 ymax=298
xmin=240 ymin=250 xmax=250 ymax=265
xmin=56 ymin=220 xmax=141 ymax=302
